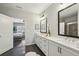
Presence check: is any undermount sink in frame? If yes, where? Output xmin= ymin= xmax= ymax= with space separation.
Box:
xmin=65 ymin=39 xmax=77 ymax=42
xmin=58 ymin=38 xmax=79 ymax=48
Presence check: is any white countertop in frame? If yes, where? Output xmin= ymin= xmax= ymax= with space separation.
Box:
xmin=35 ymin=32 xmax=79 ymax=53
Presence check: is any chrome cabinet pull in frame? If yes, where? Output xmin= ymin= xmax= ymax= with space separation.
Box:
xmin=60 ymin=48 xmax=62 ymax=54
xmin=58 ymin=47 xmax=62 ymax=54
xmin=58 ymin=47 xmax=60 ymax=53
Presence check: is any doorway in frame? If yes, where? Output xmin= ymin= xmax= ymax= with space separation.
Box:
xmin=13 ymin=18 xmax=25 ymax=55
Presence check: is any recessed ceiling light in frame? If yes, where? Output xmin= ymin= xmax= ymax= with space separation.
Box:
xmin=60 ymin=3 xmax=64 ymax=5
xmin=16 ymin=5 xmax=22 ymax=9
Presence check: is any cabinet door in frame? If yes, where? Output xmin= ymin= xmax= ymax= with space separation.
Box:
xmin=48 ymin=41 xmax=60 ymax=56
xmin=0 ymin=14 xmax=13 ymax=54
xmin=42 ymin=38 xmax=48 ymax=56
xmin=38 ymin=37 xmax=43 ymax=49
xmin=35 ymin=35 xmax=40 ymax=47
xmin=60 ymin=47 xmax=75 ymax=56
xmin=61 ymin=50 xmax=74 ymax=56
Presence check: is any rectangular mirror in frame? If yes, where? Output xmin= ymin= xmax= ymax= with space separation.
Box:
xmin=58 ymin=3 xmax=79 ymax=38
xmin=40 ymin=18 xmax=47 ymax=33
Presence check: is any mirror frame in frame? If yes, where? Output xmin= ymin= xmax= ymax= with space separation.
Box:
xmin=58 ymin=3 xmax=79 ymax=38
xmin=40 ymin=18 xmax=47 ymax=33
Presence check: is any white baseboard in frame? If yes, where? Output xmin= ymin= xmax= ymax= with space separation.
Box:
xmin=25 ymin=42 xmax=35 ymax=46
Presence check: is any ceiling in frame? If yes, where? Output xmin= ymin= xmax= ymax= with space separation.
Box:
xmin=60 ymin=4 xmax=79 ymax=19
xmin=0 ymin=3 xmax=52 ymax=14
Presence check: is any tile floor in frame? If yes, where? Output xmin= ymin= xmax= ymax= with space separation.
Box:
xmin=0 ymin=39 xmax=45 ymax=56
xmin=0 ymin=39 xmax=25 ymax=56
xmin=25 ymin=44 xmax=45 ymax=56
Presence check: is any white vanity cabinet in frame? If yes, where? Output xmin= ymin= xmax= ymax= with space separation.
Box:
xmin=48 ymin=40 xmax=78 ymax=56
xmin=48 ymin=41 xmax=60 ymax=56
xmin=35 ymin=34 xmax=40 ymax=47
xmin=35 ymin=35 xmax=48 ymax=55
xmin=60 ymin=47 xmax=75 ymax=56
xmin=35 ymin=33 xmax=79 ymax=56
xmin=40 ymin=37 xmax=48 ymax=56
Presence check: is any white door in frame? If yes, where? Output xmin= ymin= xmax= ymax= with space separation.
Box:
xmin=0 ymin=14 xmax=13 ymax=55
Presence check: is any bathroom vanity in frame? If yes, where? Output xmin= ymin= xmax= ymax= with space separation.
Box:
xmin=34 ymin=3 xmax=79 ymax=56
xmin=34 ymin=32 xmax=79 ymax=56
